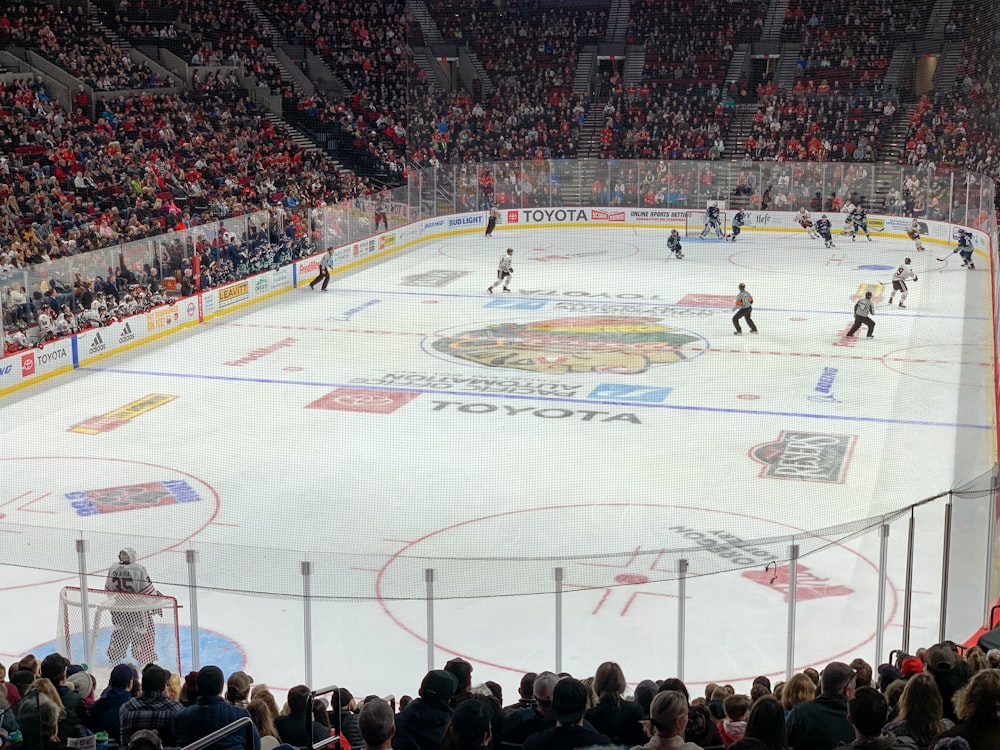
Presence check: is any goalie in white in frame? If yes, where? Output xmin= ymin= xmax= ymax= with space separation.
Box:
xmin=699 ymin=202 xmax=725 ymax=239
xmin=105 ymin=547 xmax=162 ymax=664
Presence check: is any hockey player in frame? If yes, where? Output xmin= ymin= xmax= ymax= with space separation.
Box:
xmin=816 ymin=215 xmax=835 ymax=248
xmin=954 ymin=229 xmax=975 ymax=269
xmin=373 ymin=195 xmax=390 ymax=231
xmin=36 ymin=309 xmax=56 ymax=344
xmin=851 ymin=206 xmax=872 ymax=241
xmin=699 ymin=202 xmax=725 ymax=239
xmin=842 ymin=203 xmax=856 ymax=237
xmin=907 ymin=220 xmax=925 ymax=252
xmin=888 ymin=258 xmax=918 ymax=308
xmin=667 ymin=229 xmax=684 ymax=258
xmin=106 ymin=547 xmax=162 ymax=665
xmin=798 ymin=208 xmax=819 ymax=239
xmin=4 ymin=325 xmax=30 ymax=352
xmin=487 ymin=248 xmax=514 ymax=293
xmin=728 ymin=209 xmax=745 ymax=241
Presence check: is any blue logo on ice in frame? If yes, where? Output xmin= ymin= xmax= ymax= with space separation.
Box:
xmin=484 ymin=299 xmax=547 ymax=310
xmin=808 ymin=367 xmax=841 ymax=403
xmin=857 ymin=264 xmax=893 ymax=271
xmin=588 ymin=384 xmax=672 ymax=402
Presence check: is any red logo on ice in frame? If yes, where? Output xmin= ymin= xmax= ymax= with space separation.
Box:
xmin=677 ymin=294 xmax=733 ymax=308
xmin=742 ymin=563 xmax=853 ymax=602
xmin=21 ymin=352 xmax=35 ymax=376
xmin=307 ymin=388 xmax=420 ymax=414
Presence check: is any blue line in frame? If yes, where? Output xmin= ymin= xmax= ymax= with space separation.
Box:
xmin=332 ymin=288 xmax=987 ymax=321
xmin=83 ymin=367 xmax=991 ymax=430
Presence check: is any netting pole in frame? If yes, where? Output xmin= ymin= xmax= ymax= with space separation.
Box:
xmin=677 ymin=559 xmax=688 ymax=681
xmin=785 ymin=545 xmax=799 ymax=680
xmin=939 ymin=496 xmax=953 ymax=643
xmin=75 ymin=539 xmax=93 ymax=668
xmin=902 ymin=511 xmax=916 ymax=654
xmin=301 ymin=561 xmax=313 ymax=686
xmin=984 ymin=473 xmax=998 ymax=629
xmin=555 ymin=567 xmax=563 ymax=674
xmin=425 ymin=569 xmax=435 ymax=671
xmin=186 ymin=550 xmax=200 ymax=672
xmin=875 ymin=524 xmax=890 ymax=666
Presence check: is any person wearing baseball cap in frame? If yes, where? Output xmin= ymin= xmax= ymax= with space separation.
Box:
xmin=523 ymin=677 xmax=611 ymax=750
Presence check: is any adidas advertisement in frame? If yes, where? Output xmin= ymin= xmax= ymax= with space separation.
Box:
xmin=89 ymin=331 xmax=106 ymax=354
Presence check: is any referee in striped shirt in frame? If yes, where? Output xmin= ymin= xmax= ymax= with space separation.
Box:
xmin=732 ymin=283 xmax=757 ymax=334
xmin=846 ymin=291 xmax=875 ymax=337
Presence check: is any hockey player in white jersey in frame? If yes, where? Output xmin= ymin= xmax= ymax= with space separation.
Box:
xmin=906 ymin=220 xmax=925 ymax=252
xmin=105 ymin=547 xmax=162 ymax=664
xmin=487 ymin=248 xmax=514 ymax=293
xmin=841 ymin=203 xmax=856 ymax=237
xmin=699 ymin=202 xmax=725 ymax=239
xmin=888 ymin=258 xmax=918 ymax=308
xmin=798 ymin=208 xmax=819 ymax=239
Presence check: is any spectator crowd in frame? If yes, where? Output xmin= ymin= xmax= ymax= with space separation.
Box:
xmin=2 ymin=642 xmax=999 ymax=750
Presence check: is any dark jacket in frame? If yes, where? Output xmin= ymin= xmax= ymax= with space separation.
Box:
xmin=89 ymin=686 xmax=133 ymax=740
xmin=843 ymin=733 xmax=919 ymax=749
xmin=331 ymin=709 xmax=364 ymax=750
xmin=391 ymin=697 xmax=452 ymax=750
xmin=933 ymin=720 xmax=1000 ymax=750
xmin=501 ymin=706 xmax=555 ymax=747
xmin=585 ymin=697 xmax=646 ymax=746
xmin=56 ymin=684 xmax=91 ymax=739
xmin=173 ymin=695 xmax=261 ymax=750
xmin=523 ymin=724 xmax=611 ymax=750
xmin=273 ymin=713 xmax=329 ymax=747
xmin=786 ymin=693 xmax=854 ymax=750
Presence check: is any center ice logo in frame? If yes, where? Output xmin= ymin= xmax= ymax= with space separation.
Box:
xmin=431 ymin=316 xmax=702 ymax=374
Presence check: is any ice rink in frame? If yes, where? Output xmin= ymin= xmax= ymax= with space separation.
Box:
xmin=0 ymin=221 xmax=995 ymax=701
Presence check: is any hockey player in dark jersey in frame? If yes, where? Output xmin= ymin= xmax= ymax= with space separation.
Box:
xmin=816 ymin=215 xmax=835 ymax=248
xmin=667 ymin=229 xmax=684 ymax=258
xmin=954 ymin=230 xmax=975 ymax=269
xmin=851 ymin=207 xmax=872 ymax=241
xmin=699 ymin=202 xmax=725 ymax=239
xmin=728 ymin=209 xmax=745 ymax=241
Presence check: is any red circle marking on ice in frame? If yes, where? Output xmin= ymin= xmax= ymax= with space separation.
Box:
xmin=738 ymin=394 xmax=761 ymax=400
xmin=0 ymin=456 xmax=221 ymax=591
xmin=374 ymin=502 xmax=898 ymax=686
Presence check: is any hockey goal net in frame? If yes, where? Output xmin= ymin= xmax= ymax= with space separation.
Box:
xmin=685 ymin=209 xmax=727 ymax=237
xmin=58 ymin=587 xmax=182 ymax=677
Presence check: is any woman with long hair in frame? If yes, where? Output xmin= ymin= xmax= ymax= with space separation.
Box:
xmin=248 ymin=698 xmax=280 ymax=750
xmin=882 ymin=673 xmax=952 ymax=749
xmin=584 ymin=662 xmax=646 ymax=747
xmin=744 ymin=697 xmax=789 ymax=750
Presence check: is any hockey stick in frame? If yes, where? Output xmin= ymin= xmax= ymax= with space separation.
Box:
xmin=936 ymin=250 xmax=955 ymax=262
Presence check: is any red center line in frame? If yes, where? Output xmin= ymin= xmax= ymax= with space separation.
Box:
xmin=230 ymin=322 xmax=990 ymax=367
